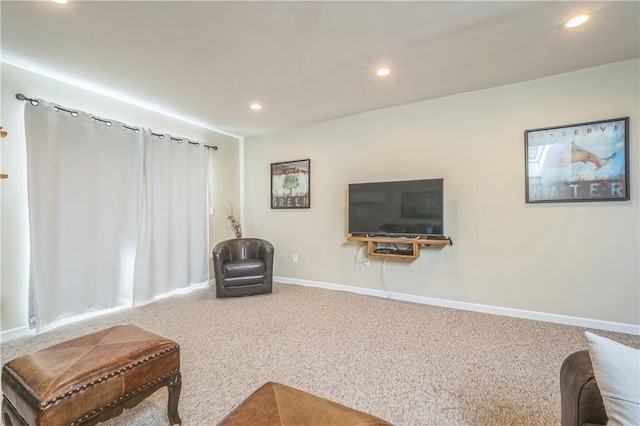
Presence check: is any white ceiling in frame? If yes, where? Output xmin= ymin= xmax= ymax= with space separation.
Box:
xmin=2 ymin=1 xmax=638 ymax=138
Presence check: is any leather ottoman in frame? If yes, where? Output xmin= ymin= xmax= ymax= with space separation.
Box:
xmin=216 ymin=381 xmax=392 ymax=426
xmin=1 ymin=324 xmax=181 ymax=426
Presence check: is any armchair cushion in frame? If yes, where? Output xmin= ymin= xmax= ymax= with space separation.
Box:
xmin=224 ymin=259 xmax=265 ymax=278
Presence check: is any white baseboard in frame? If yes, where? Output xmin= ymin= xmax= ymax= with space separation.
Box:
xmin=1 ymin=281 xmax=215 ymax=343
xmin=275 ymin=276 xmax=640 ymax=336
xmin=4 ymin=279 xmax=637 ymax=341
xmin=0 ymin=325 xmax=35 ymax=343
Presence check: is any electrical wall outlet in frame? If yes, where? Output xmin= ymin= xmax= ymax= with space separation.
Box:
xmin=293 ymin=254 xmax=299 ymax=263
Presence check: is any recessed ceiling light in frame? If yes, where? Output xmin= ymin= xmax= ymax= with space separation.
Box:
xmin=376 ymin=68 xmax=391 ymax=77
xmin=50 ymin=0 xmax=74 ymax=8
xmin=250 ymin=104 xmax=262 ymax=111
xmin=565 ymin=14 xmax=590 ymax=28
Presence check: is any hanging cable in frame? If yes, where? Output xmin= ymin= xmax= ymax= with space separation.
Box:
xmin=15 ymin=93 xmax=219 ymax=150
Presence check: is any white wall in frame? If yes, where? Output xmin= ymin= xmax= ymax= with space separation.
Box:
xmin=243 ymin=59 xmax=640 ymax=327
xmin=0 ymin=63 xmax=240 ymax=332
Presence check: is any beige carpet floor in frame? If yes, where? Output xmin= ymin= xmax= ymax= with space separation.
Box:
xmin=2 ymin=283 xmax=639 ymax=425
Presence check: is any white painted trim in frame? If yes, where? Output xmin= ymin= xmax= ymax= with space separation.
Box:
xmin=239 ymin=137 xmax=245 ymax=235
xmin=0 ymin=282 xmax=214 ymax=343
xmin=275 ymin=276 xmax=640 ymax=336
xmin=134 ymin=281 xmax=211 ymax=307
xmin=0 ymin=326 xmax=35 ymax=343
xmin=4 ymin=278 xmax=636 ymax=341
xmin=277 ymin=276 xmax=391 ymax=298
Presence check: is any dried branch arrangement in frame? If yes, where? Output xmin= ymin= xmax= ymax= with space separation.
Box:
xmin=225 ymin=203 xmax=242 ymax=238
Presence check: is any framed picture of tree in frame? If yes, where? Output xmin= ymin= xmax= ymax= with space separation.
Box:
xmin=271 ymin=159 xmax=311 ymax=209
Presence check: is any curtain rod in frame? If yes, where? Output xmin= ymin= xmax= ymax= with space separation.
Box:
xmin=15 ymin=93 xmax=218 ymax=151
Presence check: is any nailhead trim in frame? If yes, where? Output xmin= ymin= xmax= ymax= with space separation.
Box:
xmin=3 ymin=343 xmax=179 ymax=410
xmin=69 ymin=369 xmax=180 ymax=426
xmin=41 ymin=345 xmax=179 ymax=408
xmin=2 ymin=367 xmax=42 ymax=408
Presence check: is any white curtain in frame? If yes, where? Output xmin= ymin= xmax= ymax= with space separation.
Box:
xmin=25 ymin=100 xmax=210 ymax=332
xmin=25 ymin=101 xmax=144 ymax=332
xmin=133 ymin=132 xmax=209 ymax=305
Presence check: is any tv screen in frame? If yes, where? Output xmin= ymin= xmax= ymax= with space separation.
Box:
xmin=348 ymin=178 xmax=444 ymax=237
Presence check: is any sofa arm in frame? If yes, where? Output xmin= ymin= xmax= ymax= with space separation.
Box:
xmin=560 ymin=350 xmax=608 ymax=426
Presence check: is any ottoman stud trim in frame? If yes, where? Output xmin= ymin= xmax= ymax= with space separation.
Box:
xmin=2 ymin=326 xmax=182 ymax=426
xmin=24 ymin=344 xmax=179 ymax=408
xmin=69 ymin=369 xmax=180 ymax=426
xmin=1 ymin=368 xmax=42 ymax=408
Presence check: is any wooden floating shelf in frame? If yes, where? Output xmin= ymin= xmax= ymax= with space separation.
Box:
xmin=346 ymin=235 xmax=451 ymax=260
xmin=1 ymin=174 xmax=8 ymax=180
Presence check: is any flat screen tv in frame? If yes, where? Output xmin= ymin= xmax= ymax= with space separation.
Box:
xmin=348 ymin=178 xmax=444 ymax=237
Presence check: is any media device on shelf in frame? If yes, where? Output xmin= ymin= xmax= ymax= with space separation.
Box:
xmin=348 ymin=178 xmax=444 ymax=238
xmin=373 ymin=248 xmax=396 ymax=254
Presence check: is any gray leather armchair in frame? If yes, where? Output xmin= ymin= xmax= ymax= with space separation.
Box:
xmin=212 ymin=238 xmax=274 ymax=298
xmin=560 ymin=350 xmax=608 ymax=426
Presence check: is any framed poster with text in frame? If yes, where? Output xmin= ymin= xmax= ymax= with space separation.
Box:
xmin=525 ymin=117 xmax=629 ymax=203
xmin=271 ymin=159 xmax=310 ymax=209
